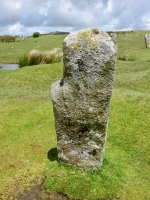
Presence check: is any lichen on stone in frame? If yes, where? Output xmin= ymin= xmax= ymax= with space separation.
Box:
xmin=72 ymin=43 xmax=80 ymax=50
xmin=78 ymin=28 xmax=99 ymax=48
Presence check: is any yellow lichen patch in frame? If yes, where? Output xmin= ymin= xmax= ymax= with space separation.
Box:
xmin=72 ymin=43 xmax=80 ymax=50
xmin=78 ymin=29 xmax=90 ymax=38
xmin=89 ymin=39 xmax=98 ymax=48
xmin=78 ymin=29 xmax=90 ymax=39
xmin=78 ymin=29 xmax=98 ymax=48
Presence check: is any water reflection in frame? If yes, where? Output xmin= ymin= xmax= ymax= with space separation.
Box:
xmin=0 ymin=64 xmax=19 ymax=70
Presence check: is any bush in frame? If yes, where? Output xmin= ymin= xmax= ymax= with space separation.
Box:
xmin=0 ymin=35 xmax=16 ymax=42
xmin=32 ymin=32 xmax=40 ymax=38
xmin=18 ymin=49 xmax=63 ymax=68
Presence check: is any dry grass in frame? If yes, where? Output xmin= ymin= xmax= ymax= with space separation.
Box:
xmin=19 ymin=49 xmax=63 ymax=67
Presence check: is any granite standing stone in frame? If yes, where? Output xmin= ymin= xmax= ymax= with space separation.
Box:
xmin=144 ymin=34 xmax=150 ymax=48
xmin=51 ymin=28 xmax=117 ymax=170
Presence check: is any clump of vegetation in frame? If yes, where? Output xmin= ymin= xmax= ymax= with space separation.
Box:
xmin=32 ymin=32 xmax=40 ymax=38
xmin=118 ymin=53 xmax=135 ymax=61
xmin=118 ymin=54 xmax=129 ymax=61
xmin=18 ymin=49 xmax=63 ymax=68
xmin=0 ymin=35 xmax=16 ymax=42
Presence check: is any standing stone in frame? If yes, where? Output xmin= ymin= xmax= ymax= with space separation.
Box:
xmin=144 ymin=34 xmax=150 ymax=48
xmin=51 ymin=28 xmax=117 ymax=170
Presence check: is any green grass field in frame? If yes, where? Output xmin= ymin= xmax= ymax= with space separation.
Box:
xmin=0 ymin=34 xmax=67 ymax=64
xmin=0 ymin=31 xmax=150 ymax=200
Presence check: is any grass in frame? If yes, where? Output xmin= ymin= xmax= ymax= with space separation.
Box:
xmin=0 ymin=31 xmax=150 ymax=199
xmin=117 ymin=30 xmax=150 ymax=61
xmin=0 ymin=34 xmax=67 ymax=63
xmin=44 ymin=60 xmax=150 ymax=200
xmin=0 ymin=63 xmax=63 ymax=199
xmin=18 ymin=49 xmax=63 ymax=67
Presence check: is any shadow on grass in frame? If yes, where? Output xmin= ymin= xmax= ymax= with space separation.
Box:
xmin=47 ymin=147 xmax=58 ymax=161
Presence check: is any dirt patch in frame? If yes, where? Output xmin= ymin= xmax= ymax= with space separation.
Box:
xmin=12 ymin=178 xmax=69 ymax=200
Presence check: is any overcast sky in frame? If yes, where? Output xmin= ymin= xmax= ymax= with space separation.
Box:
xmin=0 ymin=0 xmax=150 ymax=36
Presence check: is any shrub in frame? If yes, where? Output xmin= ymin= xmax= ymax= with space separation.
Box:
xmin=0 ymin=35 xmax=16 ymax=42
xmin=18 ymin=49 xmax=63 ymax=68
xmin=32 ymin=32 xmax=40 ymax=38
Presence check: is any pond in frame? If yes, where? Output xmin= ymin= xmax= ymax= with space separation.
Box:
xmin=0 ymin=64 xmax=19 ymax=70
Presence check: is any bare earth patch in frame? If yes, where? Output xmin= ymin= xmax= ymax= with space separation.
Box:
xmin=11 ymin=179 xmax=69 ymax=200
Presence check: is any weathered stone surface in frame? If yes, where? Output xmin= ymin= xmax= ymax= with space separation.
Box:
xmin=51 ymin=28 xmax=117 ymax=170
xmin=144 ymin=34 xmax=150 ymax=48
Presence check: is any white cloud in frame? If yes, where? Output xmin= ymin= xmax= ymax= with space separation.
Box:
xmin=9 ymin=22 xmax=22 ymax=34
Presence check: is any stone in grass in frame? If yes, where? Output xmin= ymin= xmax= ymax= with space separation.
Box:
xmin=144 ymin=34 xmax=150 ymax=48
xmin=51 ymin=28 xmax=117 ymax=170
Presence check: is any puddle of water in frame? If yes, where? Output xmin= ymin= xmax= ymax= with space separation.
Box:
xmin=0 ymin=64 xmax=19 ymax=70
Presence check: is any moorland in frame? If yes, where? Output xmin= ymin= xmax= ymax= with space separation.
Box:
xmin=0 ymin=30 xmax=150 ymax=200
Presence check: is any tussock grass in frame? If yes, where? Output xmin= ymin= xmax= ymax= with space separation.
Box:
xmin=19 ymin=49 xmax=63 ymax=67
xmin=40 ymin=50 xmax=63 ymax=64
xmin=118 ymin=53 xmax=135 ymax=61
